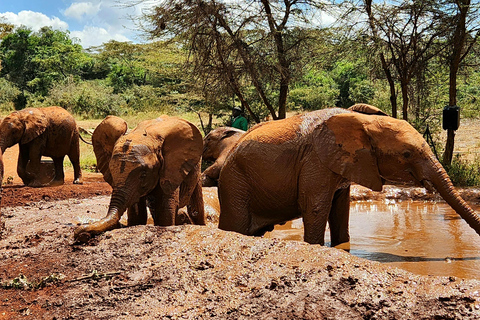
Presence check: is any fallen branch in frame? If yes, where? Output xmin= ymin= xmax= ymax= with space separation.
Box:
xmin=67 ymin=270 xmax=121 ymax=283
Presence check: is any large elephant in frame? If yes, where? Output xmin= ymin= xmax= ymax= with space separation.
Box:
xmin=218 ymin=106 xmax=480 ymax=246
xmin=202 ymin=126 xmax=245 ymax=187
xmin=74 ymin=115 xmax=205 ymax=243
xmin=0 ymin=106 xmax=82 ymax=187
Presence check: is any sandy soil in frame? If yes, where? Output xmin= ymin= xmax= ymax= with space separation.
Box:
xmin=0 ymin=122 xmax=480 ymax=319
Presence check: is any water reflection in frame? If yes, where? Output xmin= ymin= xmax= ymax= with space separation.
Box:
xmin=265 ymin=200 xmax=480 ymax=280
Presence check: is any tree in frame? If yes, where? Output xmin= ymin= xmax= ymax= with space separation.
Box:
xmin=362 ymin=0 xmax=447 ymax=121
xmin=441 ymin=0 xmax=479 ymax=165
xmin=0 ymin=26 xmax=89 ymax=107
xmin=142 ymin=0 xmax=326 ymax=122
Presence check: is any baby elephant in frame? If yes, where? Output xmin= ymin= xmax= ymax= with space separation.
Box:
xmin=0 ymin=106 xmax=82 ymax=187
xmin=201 ymin=126 xmax=245 ymax=187
xmin=74 ymin=115 xmax=205 ymax=243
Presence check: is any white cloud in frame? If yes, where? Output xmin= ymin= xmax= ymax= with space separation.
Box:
xmin=1 ymin=10 xmax=69 ymax=31
xmin=70 ymin=26 xmax=130 ymax=48
xmin=63 ymin=2 xmax=102 ymax=21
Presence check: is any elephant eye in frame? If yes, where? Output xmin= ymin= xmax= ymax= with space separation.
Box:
xmin=403 ymin=150 xmax=412 ymax=159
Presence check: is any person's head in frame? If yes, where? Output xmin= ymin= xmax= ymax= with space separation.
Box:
xmin=232 ymin=106 xmax=242 ymax=117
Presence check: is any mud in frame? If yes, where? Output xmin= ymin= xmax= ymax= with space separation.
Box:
xmin=1 ymin=144 xmax=480 ymax=318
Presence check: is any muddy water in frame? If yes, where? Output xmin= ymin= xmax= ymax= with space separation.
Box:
xmin=266 ymin=200 xmax=480 ymax=280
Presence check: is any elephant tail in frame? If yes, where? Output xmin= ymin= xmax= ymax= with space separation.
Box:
xmin=78 ymin=126 xmax=93 ymax=145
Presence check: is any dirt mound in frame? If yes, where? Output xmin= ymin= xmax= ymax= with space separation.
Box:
xmin=1 ymin=213 xmax=479 ymax=319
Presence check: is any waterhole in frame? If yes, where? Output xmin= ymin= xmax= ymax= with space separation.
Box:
xmin=266 ymin=200 xmax=480 ymax=280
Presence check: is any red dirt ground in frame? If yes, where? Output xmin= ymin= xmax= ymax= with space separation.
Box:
xmin=0 ymin=145 xmax=111 ymax=208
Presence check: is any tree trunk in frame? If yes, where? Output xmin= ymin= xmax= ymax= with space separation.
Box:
xmin=400 ymin=81 xmax=409 ymax=121
xmin=443 ymin=0 xmax=469 ymax=166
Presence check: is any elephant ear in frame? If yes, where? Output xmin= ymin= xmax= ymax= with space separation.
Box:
xmin=19 ymin=108 xmax=49 ymax=144
xmin=314 ymin=113 xmax=383 ymax=191
xmin=92 ymin=116 xmax=128 ymax=185
xmin=156 ymin=116 xmax=203 ymax=194
xmin=348 ymin=103 xmax=389 ymax=116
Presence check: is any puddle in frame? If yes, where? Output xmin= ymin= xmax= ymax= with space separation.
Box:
xmin=266 ymin=200 xmax=480 ymax=279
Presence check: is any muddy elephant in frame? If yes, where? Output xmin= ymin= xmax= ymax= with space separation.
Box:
xmin=0 ymin=106 xmax=82 ymax=187
xmin=218 ymin=106 xmax=480 ymax=246
xmin=74 ymin=115 xmax=205 ymax=243
xmin=202 ymin=127 xmax=245 ymax=187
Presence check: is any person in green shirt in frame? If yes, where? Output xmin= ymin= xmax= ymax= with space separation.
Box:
xmin=231 ymin=106 xmax=248 ymax=131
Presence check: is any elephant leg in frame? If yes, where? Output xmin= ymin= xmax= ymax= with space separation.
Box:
xmin=187 ymin=180 xmax=206 ymax=225
xmin=51 ymin=156 xmax=65 ymax=186
xmin=19 ymin=144 xmax=47 ymax=187
xmin=152 ymin=185 xmax=177 ymax=226
xmin=17 ymin=145 xmax=32 ymax=185
xmin=218 ymin=181 xmax=252 ymax=235
xmin=68 ymin=141 xmax=83 ymax=184
xmin=302 ymin=206 xmax=330 ymax=245
xmin=328 ymin=185 xmax=351 ymax=247
xmin=127 ymin=197 xmax=148 ymax=226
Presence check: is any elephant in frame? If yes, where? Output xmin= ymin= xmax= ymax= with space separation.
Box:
xmin=217 ymin=106 xmax=480 ymax=246
xmin=0 ymin=106 xmax=82 ymax=187
xmin=201 ymin=126 xmax=245 ymax=187
xmin=74 ymin=115 xmax=206 ymax=243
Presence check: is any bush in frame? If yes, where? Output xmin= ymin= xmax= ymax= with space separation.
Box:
xmin=0 ymin=78 xmax=20 ymax=113
xmin=289 ymin=86 xmax=338 ymax=110
xmin=45 ymin=79 xmax=127 ymax=118
xmin=122 ymin=85 xmax=169 ymax=112
xmin=445 ymin=154 xmax=480 ymax=187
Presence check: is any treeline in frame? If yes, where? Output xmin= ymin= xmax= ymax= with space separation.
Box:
xmin=0 ymin=12 xmax=479 ymax=133
xmin=0 ymin=26 xmax=197 ymax=119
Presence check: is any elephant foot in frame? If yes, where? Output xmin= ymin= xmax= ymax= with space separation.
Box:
xmin=73 ymin=178 xmax=83 ymax=185
xmin=49 ymin=179 xmax=65 ymax=187
xmin=27 ymin=180 xmax=48 ymax=188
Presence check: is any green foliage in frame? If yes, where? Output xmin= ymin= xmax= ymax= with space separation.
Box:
xmin=445 ymin=155 xmax=480 ymax=187
xmin=2 ymin=273 xmax=64 ymax=290
xmin=0 ymin=78 xmax=20 ymax=112
xmin=331 ymin=60 xmax=373 ymax=108
xmin=0 ymin=26 xmax=91 ymax=109
xmin=289 ymin=69 xmax=339 ymax=110
xmin=45 ymin=79 xmax=127 ymax=118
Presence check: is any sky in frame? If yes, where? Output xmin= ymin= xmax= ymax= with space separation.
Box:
xmin=0 ymin=0 xmax=157 ymax=48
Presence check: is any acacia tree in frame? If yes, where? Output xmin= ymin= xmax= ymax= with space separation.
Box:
xmin=362 ymin=0 xmax=446 ymax=121
xmin=142 ymin=0 xmax=325 ymax=121
xmin=441 ymin=0 xmax=479 ymax=165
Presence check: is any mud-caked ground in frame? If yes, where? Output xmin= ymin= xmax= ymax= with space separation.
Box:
xmin=0 ymin=182 xmax=480 ymax=319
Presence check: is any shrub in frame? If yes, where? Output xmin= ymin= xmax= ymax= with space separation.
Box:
xmin=0 ymin=78 xmax=20 ymax=113
xmin=45 ymin=79 xmax=127 ymax=118
xmin=445 ymin=154 xmax=480 ymax=187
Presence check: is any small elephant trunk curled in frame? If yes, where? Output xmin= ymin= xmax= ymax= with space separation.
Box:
xmin=74 ymin=189 xmax=131 ymax=243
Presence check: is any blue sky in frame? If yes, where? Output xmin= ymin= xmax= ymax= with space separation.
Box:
xmin=0 ymin=0 xmax=156 ymax=48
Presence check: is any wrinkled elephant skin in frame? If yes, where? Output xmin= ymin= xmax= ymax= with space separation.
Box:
xmin=74 ymin=115 xmax=205 ymax=243
xmin=218 ymin=106 xmax=480 ymax=246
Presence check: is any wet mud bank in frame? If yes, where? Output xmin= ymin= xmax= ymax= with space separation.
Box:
xmin=0 ymin=193 xmax=479 ymax=319
xmin=351 ymin=184 xmax=480 ymax=203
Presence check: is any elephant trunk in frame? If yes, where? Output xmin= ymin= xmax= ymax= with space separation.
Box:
xmin=74 ymin=188 xmax=131 ymax=243
xmin=425 ymin=155 xmax=480 ymax=236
